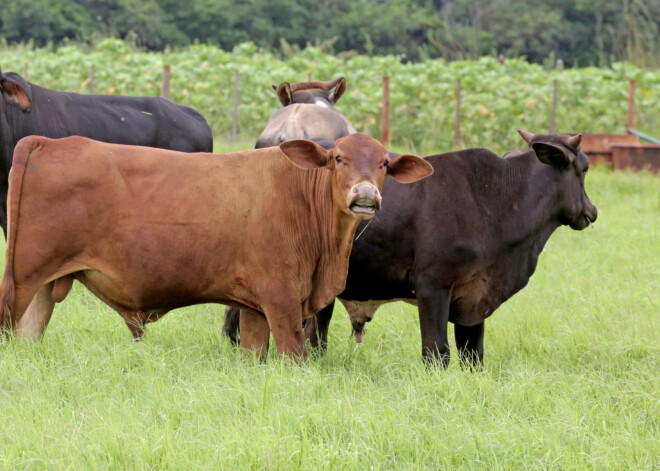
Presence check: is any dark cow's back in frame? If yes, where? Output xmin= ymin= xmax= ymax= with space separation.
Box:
xmin=0 ymin=70 xmax=213 ymax=236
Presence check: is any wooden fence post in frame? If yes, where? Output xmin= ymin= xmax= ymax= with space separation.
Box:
xmin=23 ymin=63 xmax=28 ymax=81
xmin=380 ymin=76 xmax=390 ymax=144
xmin=232 ymin=69 xmax=239 ymax=144
xmin=551 ymin=79 xmax=557 ymax=133
xmin=627 ymin=80 xmax=636 ymax=131
xmin=90 ymin=64 xmax=95 ymax=94
xmin=162 ymin=64 xmax=171 ymax=99
xmin=454 ymin=77 xmax=461 ymax=148
xmin=307 ymin=73 xmax=312 ymax=81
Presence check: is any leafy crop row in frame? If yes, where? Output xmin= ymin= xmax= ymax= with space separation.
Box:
xmin=2 ymin=39 xmax=659 ymax=154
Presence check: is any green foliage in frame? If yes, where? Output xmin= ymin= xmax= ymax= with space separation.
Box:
xmin=2 ymin=42 xmax=660 ymax=153
xmin=2 ymin=1 xmax=660 ymax=66
xmin=0 ymin=168 xmax=658 ymax=469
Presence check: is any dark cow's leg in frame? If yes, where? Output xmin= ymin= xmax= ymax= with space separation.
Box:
xmin=222 ymin=306 xmax=241 ymax=345
xmin=239 ymin=308 xmax=270 ymax=361
xmin=454 ymin=321 xmax=484 ymax=369
xmin=0 ymin=178 xmax=8 ymax=239
xmin=304 ymin=300 xmax=334 ymax=352
xmin=415 ymin=276 xmax=451 ymax=367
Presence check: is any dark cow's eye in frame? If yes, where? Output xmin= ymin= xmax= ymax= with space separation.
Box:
xmin=383 ymin=160 xmax=389 ymax=167
xmin=336 ymin=156 xmax=342 ymax=163
xmin=584 ymin=167 xmax=589 ymax=174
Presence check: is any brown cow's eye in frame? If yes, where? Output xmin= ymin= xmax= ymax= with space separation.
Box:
xmin=336 ymin=156 xmax=342 ymax=163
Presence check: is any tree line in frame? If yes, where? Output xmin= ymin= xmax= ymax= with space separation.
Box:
xmin=1 ymin=0 xmax=659 ymax=67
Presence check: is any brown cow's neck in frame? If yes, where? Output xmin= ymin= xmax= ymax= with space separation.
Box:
xmin=297 ymin=168 xmax=360 ymax=315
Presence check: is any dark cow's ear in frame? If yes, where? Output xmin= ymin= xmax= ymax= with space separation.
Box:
xmin=0 ymin=74 xmax=32 ymax=113
xmin=532 ymin=142 xmax=574 ymax=168
xmin=275 ymin=82 xmax=293 ymax=106
xmin=279 ymin=139 xmax=331 ymax=169
xmin=386 ymin=154 xmax=434 ymax=183
xmin=328 ymin=77 xmax=347 ymax=105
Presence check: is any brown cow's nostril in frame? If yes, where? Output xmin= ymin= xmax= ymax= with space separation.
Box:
xmin=353 ymin=188 xmax=358 ymax=193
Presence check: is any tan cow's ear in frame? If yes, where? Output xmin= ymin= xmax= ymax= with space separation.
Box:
xmin=0 ymin=74 xmax=32 ymax=113
xmin=387 ymin=154 xmax=434 ymax=183
xmin=279 ymin=140 xmax=330 ymax=169
xmin=328 ymin=77 xmax=347 ymax=105
xmin=275 ymin=82 xmax=293 ymax=106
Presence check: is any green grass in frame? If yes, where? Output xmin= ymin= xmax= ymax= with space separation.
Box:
xmin=0 ymin=165 xmax=659 ymax=470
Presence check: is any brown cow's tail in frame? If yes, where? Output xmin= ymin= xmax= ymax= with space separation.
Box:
xmin=0 ymin=136 xmax=42 ymax=334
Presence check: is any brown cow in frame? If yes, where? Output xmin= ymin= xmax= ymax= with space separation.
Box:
xmin=255 ymin=77 xmax=356 ymax=148
xmin=0 ymin=133 xmax=432 ymax=359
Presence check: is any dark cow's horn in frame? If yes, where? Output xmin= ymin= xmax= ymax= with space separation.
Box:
xmin=518 ymin=129 xmax=535 ymax=144
xmin=566 ymin=133 xmax=582 ymax=149
xmin=323 ymin=77 xmax=343 ymax=91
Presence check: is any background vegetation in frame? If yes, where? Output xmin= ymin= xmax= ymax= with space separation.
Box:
xmin=0 ymin=164 xmax=658 ymax=469
xmin=2 ymin=40 xmax=660 ymax=152
xmin=2 ymin=0 xmax=660 ymax=67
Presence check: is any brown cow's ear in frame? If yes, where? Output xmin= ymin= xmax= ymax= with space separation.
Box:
xmin=328 ymin=77 xmax=347 ymax=105
xmin=275 ymin=82 xmax=293 ymax=106
xmin=279 ymin=140 xmax=331 ymax=169
xmin=0 ymin=75 xmax=32 ymax=113
xmin=387 ymin=154 xmax=434 ymax=183
xmin=532 ymin=142 xmax=574 ymax=168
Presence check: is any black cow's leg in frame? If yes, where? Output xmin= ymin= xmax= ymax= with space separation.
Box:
xmin=222 ymin=306 xmax=241 ymax=345
xmin=415 ymin=277 xmax=451 ymax=367
xmin=304 ymin=300 xmax=335 ymax=352
xmin=454 ymin=322 xmax=484 ymax=368
xmin=0 ymin=178 xmax=8 ymax=239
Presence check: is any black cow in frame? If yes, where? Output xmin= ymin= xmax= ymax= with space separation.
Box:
xmin=224 ymin=131 xmax=597 ymax=367
xmin=0 ymin=68 xmax=213 ymax=237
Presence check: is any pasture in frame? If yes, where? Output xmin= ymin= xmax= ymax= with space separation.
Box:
xmin=0 ymin=147 xmax=658 ymax=469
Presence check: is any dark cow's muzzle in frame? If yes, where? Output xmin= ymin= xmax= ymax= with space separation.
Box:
xmin=571 ymin=201 xmax=598 ymax=230
xmin=348 ymin=183 xmax=381 ymax=219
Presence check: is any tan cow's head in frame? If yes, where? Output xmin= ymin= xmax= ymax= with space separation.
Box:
xmin=279 ymin=133 xmax=433 ymax=220
xmin=272 ymin=77 xmax=347 ymax=108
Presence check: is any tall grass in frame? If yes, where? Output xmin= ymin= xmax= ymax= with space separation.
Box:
xmin=0 ymin=167 xmax=658 ymax=469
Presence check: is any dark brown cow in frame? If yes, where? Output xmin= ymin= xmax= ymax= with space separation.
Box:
xmin=255 ymin=77 xmax=356 ymax=148
xmin=0 ymin=133 xmax=432 ymax=359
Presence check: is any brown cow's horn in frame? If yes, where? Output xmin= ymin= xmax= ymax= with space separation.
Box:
xmin=566 ymin=133 xmax=582 ymax=149
xmin=518 ymin=129 xmax=535 ymax=144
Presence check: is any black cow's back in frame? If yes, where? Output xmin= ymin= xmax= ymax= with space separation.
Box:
xmin=0 ymin=72 xmax=213 ymax=236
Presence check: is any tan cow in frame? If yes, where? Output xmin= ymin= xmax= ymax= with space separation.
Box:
xmin=255 ymin=77 xmax=356 ymax=148
xmin=0 ymin=133 xmax=432 ymax=359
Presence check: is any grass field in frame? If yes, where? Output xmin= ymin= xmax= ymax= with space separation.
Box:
xmin=0 ymin=155 xmax=658 ymax=469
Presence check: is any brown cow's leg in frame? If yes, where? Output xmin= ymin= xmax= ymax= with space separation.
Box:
xmin=262 ymin=296 xmax=306 ymax=360
xmin=14 ymin=282 xmax=55 ymax=339
xmin=239 ymin=308 xmax=270 ymax=361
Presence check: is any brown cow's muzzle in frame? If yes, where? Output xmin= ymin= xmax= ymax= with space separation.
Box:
xmin=348 ymin=183 xmax=382 ymax=219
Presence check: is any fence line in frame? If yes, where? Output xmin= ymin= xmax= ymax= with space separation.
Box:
xmin=15 ymin=63 xmax=644 ymax=151
xmin=380 ymin=76 xmax=390 ymax=144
